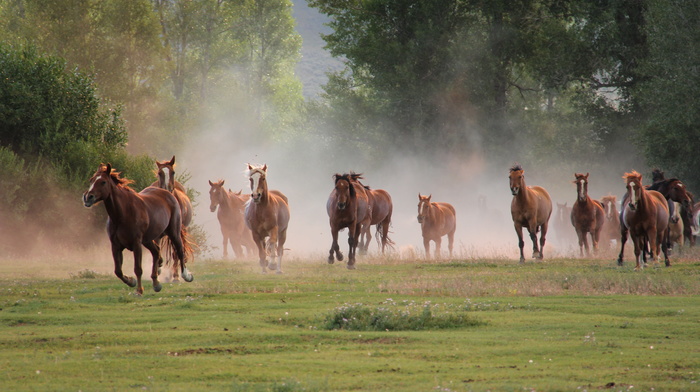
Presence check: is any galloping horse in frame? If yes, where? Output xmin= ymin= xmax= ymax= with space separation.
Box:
xmin=83 ymin=164 xmax=193 ymax=294
xmin=648 ymin=176 xmax=695 ymax=247
xmin=327 ymin=173 xmax=371 ymax=269
xmin=244 ymin=164 xmax=290 ymax=274
xmin=417 ymin=194 xmax=456 ymax=259
xmin=668 ymin=201 xmax=684 ymax=253
xmin=570 ymin=173 xmax=605 ymax=257
xmin=152 ymin=156 xmax=193 ymax=281
xmin=508 ymin=164 xmax=552 ymax=263
xmin=620 ymin=171 xmax=670 ymax=270
xmin=208 ymin=180 xmax=255 ymax=258
xmin=599 ymin=195 xmax=621 ymax=248
xmin=354 ymin=179 xmax=394 ymax=254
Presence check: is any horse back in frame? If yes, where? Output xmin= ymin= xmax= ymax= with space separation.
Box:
xmin=648 ymin=190 xmax=670 ymax=231
xmin=369 ymin=189 xmax=393 ymax=224
xmin=137 ymin=187 xmax=181 ymax=241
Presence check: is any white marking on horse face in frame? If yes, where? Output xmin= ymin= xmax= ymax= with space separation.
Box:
xmin=250 ymin=171 xmax=262 ymax=195
xmin=578 ymin=179 xmax=586 ymax=199
xmin=161 ymin=167 xmax=171 ymax=189
xmin=629 ymin=182 xmax=637 ymax=203
xmin=88 ymin=174 xmax=105 ymax=193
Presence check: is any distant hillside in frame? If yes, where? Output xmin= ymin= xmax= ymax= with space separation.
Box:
xmin=292 ymin=0 xmax=345 ymax=99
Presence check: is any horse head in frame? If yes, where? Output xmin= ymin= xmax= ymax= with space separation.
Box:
xmin=601 ymin=195 xmax=617 ymax=221
xmin=508 ymin=164 xmax=524 ymax=196
xmin=573 ymin=173 xmax=589 ymax=202
xmin=155 ymin=156 xmax=176 ymax=192
xmin=83 ymin=163 xmax=132 ymax=207
xmin=208 ymin=179 xmax=224 ymax=212
xmin=624 ymin=171 xmax=644 ymax=211
xmin=247 ymin=164 xmax=268 ymax=204
xmin=417 ymin=193 xmax=431 ymax=224
xmin=333 ymin=174 xmax=355 ymax=210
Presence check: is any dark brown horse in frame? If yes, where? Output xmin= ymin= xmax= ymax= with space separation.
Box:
xmin=620 ymin=171 xmax=670 ymax=270
xmin=648 ymin=176 xmax=695 ymax=247
xmin=244 ymin=164 xmax=290 ymax=274
xmin=570 ymin=173 xmax=605 ymax=257
xmin=417 ymin=194 xmax=456 ymax=259
xmin=355 ymin=180 xmax=394 ymax=254
xmin=509 ymin=164 xmax=552 ymax=263
xmin=151 ymin=156 xmax=193 ymax=281
xmin=83 ymin=164 xmax=193 ymax=294
xmin=327 ymin=173 xmax=371 ymax=269
xmin=599 ymin=195 xmax=621 ymax=249
xmin=208 ymin=180 xmax=255 ymax=258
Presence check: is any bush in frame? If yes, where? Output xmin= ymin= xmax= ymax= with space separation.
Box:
xmin=321 ymin=299 xmax=483 ymax=331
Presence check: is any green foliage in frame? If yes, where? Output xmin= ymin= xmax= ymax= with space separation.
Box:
xmin=635 ymin=0 xmax=700 ymax=192
xmin=322 ymin=299 xmax=483 ymax=331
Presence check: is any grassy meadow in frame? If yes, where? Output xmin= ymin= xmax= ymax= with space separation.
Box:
xmin=1 ymin=250 xmax=700 ymax=391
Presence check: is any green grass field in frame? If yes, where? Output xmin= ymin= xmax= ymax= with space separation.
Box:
xmin=1 ymin=253 xmax=699 ymax=391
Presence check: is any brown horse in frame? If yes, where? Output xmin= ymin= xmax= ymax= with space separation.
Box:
xmin=355 ymin=180 xmax=394 ymax=254
xmin=620 ymin=171 xmax=670 ymax=270
xmin=83 ymin=164 xmax=193 ymax=294
xmin=151 ymin=156 xmax=193 ymax=281
xmin=648 ymin=177 xmax=695 ymax=247
xmin=244 ymin=164 xmax=290 ymax=274
xmin=417 ymin=194 xmax=456 ymax=259
xmin=570 ymin=173 xmax=605 ymax=257
xmin=208 ymin=180 xmax=255 ymax=258
xmin=599 ymin=195 xmax=621 ymax=249
xmin=509 ymin=164 xmax=552 ymax=263
xmin=327 ymin=173 xmax=371 ymax=269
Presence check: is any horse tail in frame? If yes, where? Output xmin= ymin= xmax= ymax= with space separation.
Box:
xmin=375 ymin=223 xmax=396 ymax=251
xmin=163 ymin=226 xmax=196 ymax=268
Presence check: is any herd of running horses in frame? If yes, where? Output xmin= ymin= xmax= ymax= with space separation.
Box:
xmin=510 ymin=164 xmax=696 ymax=271
xmin=82 ymin=157 xmax=694 ymax=294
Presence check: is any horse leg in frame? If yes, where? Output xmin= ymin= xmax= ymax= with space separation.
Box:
xmin=447 ymin=231 xmax=455 ymax=259
xmin=112 ymin=244 xmax=137 ymax=289
xmin=514 ymin=225 xmax=525 ymax=263
xmin=539 ymin=223 xmax=548 ymax=260
xmin=347 ymin=223 xmax=360 ymax=269
xmin=169 ymin=227 xmax=193 ymax=282
xmin=267 ymin=228 xmax=279 ymax=272
xmin=632 ymin=236 xmax=643 ymax=271
xmin=222 ymin=231 xmax=229 ymax=259
xmin=434 ymin=237 xmax=443 ymax=260
xmin=132 ymin=244 xmax=144 ymax=295
xmin=576 ymin=230 xmax=585 ymax=257
xmin=253 ymin=232 xmax=267 ymax=273
xmin=423 ymin=236 xmax=431 ymax=259
xmin=144 ymin=241 xmax=162 ymax=292
xmin=662 ymin=230 xmax=671 ymax=267
xmin=276 ymin=228 xmax=287 ymax=274
xmin=617 ymin=225 xmax=628 ymax=266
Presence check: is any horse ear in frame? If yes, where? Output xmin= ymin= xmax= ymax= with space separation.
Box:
xmin=585 ymin=172 xmax=589 ymax=178
xmin=169 ymin=156 xmax=176 ymax=166
xmin=247 ymin=163 xmax=253 ymax=170
xmin=262 ymin=164 xmax=267 ymax=172
xmin=105 ymin=163 xmax=112 ymax=174
xmin=235 ymin=189 xmax=242 ymax=195
xmin=208 ymin=180 xmax=214 ymax=186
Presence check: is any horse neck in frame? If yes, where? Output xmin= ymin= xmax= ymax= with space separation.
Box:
xmin=102 ymin=184 xmax=132 ymax=221
xmin=514 ymin=182 xmax=534 ymax=204
xmin=424 ymin=203 xmax=440 ymax=225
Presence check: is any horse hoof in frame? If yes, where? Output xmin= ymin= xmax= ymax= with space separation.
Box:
xmin=182 ymin=270 xmax=194 ymax=282
xmin=337 ymin=253 xmax=344 ymax=262
xmin=268 ymin=262 xmax=277 ymax=270
xmin=346 ymin=264 xmax=356 ymax=270
xmin=519 ymin=258 xmax=525 ymax=264
xmin=126 ymin=277 xmax=137 ymax=287
xmin=327 ymin=256 xmax=335 ymax=264
xmin=153 ymin=283 xmax=162 ymax=292
xmin=275 ymin=270 xmax=283 ymax=275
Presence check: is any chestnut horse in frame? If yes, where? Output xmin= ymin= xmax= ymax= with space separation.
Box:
xmin=152 ymin=156 xmax=193 ymax=281
xmin=244 ymin=164 xmax=290 ymax=274
xmin=354 ymin=180 xmax=394 ymax=254
xmin=208 ymin=180 xmax=255 ymax=258
xmin=327 ymin=173 xmax=371 ymax=269
xmin=570 ymin=173 xmax=605 ymax=257
xmin=599 ymin=195 xmax=621 ymax=249
xmin=509 ymin=164 xmax=552 ymax=263
xmin=83 ymin=164 xmax=193 ymax=294
xmin=417 ymin=194 xmax=456 ymax=259
xmin=620 ymin=171 xmax=670 ymax=270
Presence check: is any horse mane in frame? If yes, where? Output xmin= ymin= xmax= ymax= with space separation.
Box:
xmin=102 ymin=165 xmax=134 ymax=187
xmin=245 ymin=164 xmax=266 ymax=178
xmin=510 ymin=164 xmax=523 ymax=172
xmin=622 ymin=170 xmax=642 ymax=181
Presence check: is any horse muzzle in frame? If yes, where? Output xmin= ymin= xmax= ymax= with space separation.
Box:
xmin=251 ymin=194 xmax=261 ymax=203
xmin=83 ymin=193 xmax=95 ymax=207
xmin=337 ymin=202 xmax=347 ymax=210
xmin=210 ymin=205 xmax=217 ymax=212
xmin=628 ymin=202 xmax=637 ymax=211
xmin=511 ymin=187 xmax=519 ymax=196
xmin=417 ymin=216 xmax=424 ymax=224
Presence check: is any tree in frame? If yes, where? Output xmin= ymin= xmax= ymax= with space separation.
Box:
xmin=635 ymin=0 xmax=700 ymax=192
